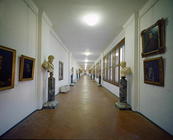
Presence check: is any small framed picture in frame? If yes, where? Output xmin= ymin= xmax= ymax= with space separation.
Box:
xmin=141 ymin=19 xmax=165 ymax=57
xmin=19 ymin=55 xmax=35 ymax=81
xmin=59 ymin=61 xmax=63 ymax=80
xmin=0 ymin=46 xmax=16 ymax=91
xmin=144 ymin=57 xmax=164 ymax=86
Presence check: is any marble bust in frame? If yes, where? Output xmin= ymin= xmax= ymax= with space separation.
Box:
xmin=120 ymin=61 xmax=131 ymax=77
xmin=42 ymin=55 xmax=55 ymax=73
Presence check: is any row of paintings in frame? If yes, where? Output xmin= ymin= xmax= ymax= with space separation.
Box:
xmin=0 ymin=46 xmax=35 ymax=91
xmin=0 ymin=45 xmax=65 ymax=91
xmin=141 ymin=18 xmax=165 ymax=87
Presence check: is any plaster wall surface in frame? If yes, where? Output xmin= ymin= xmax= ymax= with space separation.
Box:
xmin=139 ymin=0 xmax=173 ymax=135
xmin=0 ymin=0 xmax=38 ymax=135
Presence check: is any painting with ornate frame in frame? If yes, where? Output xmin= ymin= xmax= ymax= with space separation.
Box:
xmin=59 ymin=61 xmax=63 ymax=80
xmin=141 ymin=19 xmax=165 ymax=57
xmin=19 ymin=55 xmax=35 ymax=81
xmin=0 ymin=46 xmax=16 ymax=91
xmin=144 ymin=57 xmax=164 ymax=86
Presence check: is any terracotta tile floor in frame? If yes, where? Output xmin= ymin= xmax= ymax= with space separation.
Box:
xmin=1 ymin=76 xmax=172 ymax=140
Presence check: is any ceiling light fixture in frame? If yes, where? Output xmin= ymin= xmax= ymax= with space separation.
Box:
xmin=84 ymin=52 xmax=91 ymax=56
xmin=85 ymin=59 xmax=88 ymax=62
xmin=82 ymin=13 xmax=100 ymax=26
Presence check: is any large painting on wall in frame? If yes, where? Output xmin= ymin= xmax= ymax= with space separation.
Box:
xmin=144 ymin=57 xmax=164 ymax=86
xmin=59 ymin=61 xmax=63 ymax=80
xmin=0 ymin=46 xmax=16 ymax=91
xmin=141 ymin=19 xmax=165 ymax=57
xmin=19 ymin=55 xmax=35 ymax=81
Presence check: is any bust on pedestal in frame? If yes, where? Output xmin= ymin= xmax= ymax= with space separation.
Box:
xmin=115 ymin=61 xmax=131 ymax=110
xmin=42 ymin=55 xmax=58 ymax=109
xmin=70 ymin=67 xmax=74 ymax=86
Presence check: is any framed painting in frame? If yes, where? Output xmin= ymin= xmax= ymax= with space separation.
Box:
xmin=59 ymin=61 xmax=63 ymax=80
xmin=144 ymin=57 xmax=164 ymax=86
xmin=141 ymin=19 xmax=165 ymax=57
xmin=0 ymin=46 xmax=16 ymax=91
xmin=19 ymin=55 xmax=35 ymax=81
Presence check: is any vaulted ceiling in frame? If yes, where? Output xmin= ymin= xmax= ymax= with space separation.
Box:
xmin=34 ymin=0 xmax=147 ymax=69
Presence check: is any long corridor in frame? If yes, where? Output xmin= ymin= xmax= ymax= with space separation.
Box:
xmin=1 ymin=76 xmax=172 ymax=140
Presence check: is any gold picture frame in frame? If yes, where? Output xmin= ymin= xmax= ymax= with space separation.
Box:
xmin=141 ymin=19 xmax=165 ymax=57
xmin=0 ymin=45 xmax=16 ymax=91
xmin=19 ymin=55 xmax=35 ymax=81
xmin=144 ymin=57 xmax=164 ymax=86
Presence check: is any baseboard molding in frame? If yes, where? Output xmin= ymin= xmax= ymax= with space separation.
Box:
xmin=101 ymin=83 xmax=172 ymax=136
xmin=101 ymin=84 xmax=119 ymax=99
xmin=134 ymin=111 xmax=173 ymax=136
xmin=0 ymin=109 xmax=38 ymax=137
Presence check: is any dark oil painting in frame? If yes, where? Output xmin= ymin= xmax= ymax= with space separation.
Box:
xmin=141 ymin=19 xmax=165 ymax=57
xmin=144 ymin=57 xmax=164 ymax=86
xmin=19 ymin=55 xmax=35 ymax=81
xmin=142 ymin=26 xmax=159 ymax=53
xmin=0 ymin=46 xmax=16 ymax=91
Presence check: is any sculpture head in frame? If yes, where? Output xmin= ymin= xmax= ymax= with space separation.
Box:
xmin=120 ymin=61 xmax=126 ymax=68
xmin=48 ymin=55 xmax=54 ymax=64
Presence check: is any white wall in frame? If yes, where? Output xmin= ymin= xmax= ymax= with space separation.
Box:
xmin=139 ymin=0 xmax=173 ymax=135
xmin=41 ymin=12 xmax=70 ymax=103
xmin=0 ymin=0 xmax=38 ymax=135
xmin=0 ymin=0 xmax=79 ymax=135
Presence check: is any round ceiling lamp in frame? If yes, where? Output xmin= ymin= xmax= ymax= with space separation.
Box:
xmin=82 ymin=13 xmax=100 ymax=26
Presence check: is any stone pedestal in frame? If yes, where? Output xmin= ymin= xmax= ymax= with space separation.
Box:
xmin=43 ymin=100 xmax=58 ymax=109
xmin=115 ymin=101 xmax=131 ymax=110
xmin=70 ymin=74 xmax=74 ymax=86
xmin=115 ymin=77 xmax=131 ymax=110
xmin=98 ymin=75 xmax=102 ymax=87
xmin=71 ymin=74 xmax=73 ymax=83
xmin=48 ymin=75 xmax=55 ymax=101
xmin=43 ymin=73 xmax=58 ymax=109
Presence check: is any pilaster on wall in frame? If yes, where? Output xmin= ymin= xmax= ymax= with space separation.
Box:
xmin=24 ymin=0 xmax=42 ymax=110
xmin=23 ymin=0 xmax=43 ymax=109
xmin=36 ymin=9 xmax=43 ymax=109
xmin=36 ymin=10 xmax=53 ymax=109
xmin=123 ymin=13 xmax=139 ymax=111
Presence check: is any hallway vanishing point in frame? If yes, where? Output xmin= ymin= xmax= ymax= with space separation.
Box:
xmin=1 ymin=76 xmax=172 ymax=140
